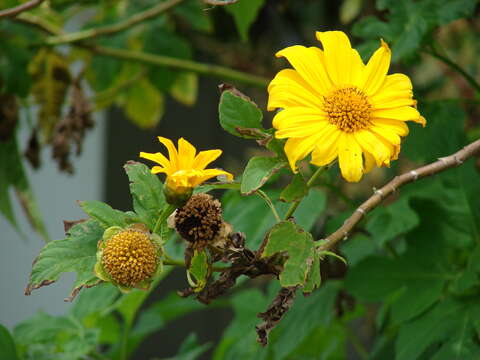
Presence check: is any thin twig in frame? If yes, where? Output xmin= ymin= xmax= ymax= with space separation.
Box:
xmin=46 ymin=0 xmax=184 ymax=45
xmin=203 ymin=0 xmax=238 ymax=5
xmin=89 ymin=45 xmax=269 ymax=88
xmin=256 ymin=189 xmax=281 ymax=222
xmin=0 ymin=0 xmax=44 ymax=18
xmin=318 ymin=138 xmax=480 ymax=252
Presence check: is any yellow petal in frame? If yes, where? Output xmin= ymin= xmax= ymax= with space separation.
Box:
xmin=273 ymin=107 xmax=328 ymax=138
xmin=338 ymin=133 xmax=364 ymax=182
xmin=372 ymin=106 xmax=420 ymax=121
xmin=195 ymin=168 xmax=234 ymax=185
xmin=139 ymin=151 xmax=170 ymax=169
xmin=372 ymin=118 xmax=409 ymax=137
xmin=275 ymin=45 xmax=332 ymax=95
xmin=284 ymin=134 xmax=321 ymax=172
xmin=177 ymin=138 xmax=196 ymax=169
xmin=310 ymin=124 xmax=340 ymax=166
xmin=151 ymin=166 xmax=168 ymax=174
xmin=192 ymin=149 xmax=222 ymax=170
xmin=370 ymin=124 xmax=401 ymax=146
xmin=268 ymin=69 xmax=321 ymax=111
xmin=354 ymin=130 xmax=391 ymax=166
xmin=363 ymin=151 xmax=376 ymax=173
xmin=158 ymin=137 xmax=179 ymax=171
xmin=370 ymin=73 xmax=413 ymax=105
xmin=315 ymin=31 xmax=364 ymax=86
xmin=361 ymin=39 xmax=391 ymax=96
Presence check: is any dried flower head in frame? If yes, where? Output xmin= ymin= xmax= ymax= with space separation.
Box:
xmin=174 ymin=193 xmax=223 ymax=247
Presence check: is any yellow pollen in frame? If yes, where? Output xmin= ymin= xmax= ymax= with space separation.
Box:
xmin=323 ymin=87 xmax=372 ymax=132
xmin=102 ymin=230 xmax=157 ymax=287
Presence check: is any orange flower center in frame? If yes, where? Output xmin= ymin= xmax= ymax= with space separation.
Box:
xmin=323 ymin=87 xmax=372 ymax=132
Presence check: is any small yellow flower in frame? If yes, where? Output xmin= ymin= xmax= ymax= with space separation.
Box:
xmin=140 ymin=137 xmax=233 ymax=196
xmin=268 ymin=30 xmax=426 ymax=182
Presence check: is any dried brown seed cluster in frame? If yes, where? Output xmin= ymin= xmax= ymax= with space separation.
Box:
xmin=102 ymin=229 xmax=157 ymax=287
xmin=175 ymin=193 xmax=223 ymax=245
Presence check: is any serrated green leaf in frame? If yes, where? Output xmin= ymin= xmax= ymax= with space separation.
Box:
xmin=124 ymin=79 xmax=164 ymax=129
xmin=124 ymin=161 xmax=165 ymax=231
xmin=240 ymin=156 xmax=286 ymax=195
xmin=218 ymin=90 xmax=264 ymax=139
xmin=261 ymin=221 xmax=315 ymax=287
xmin=224 ymin=0 xmax=265 ymax=41
xmin=80 ymin=200 xmax=127 ymax=228
xmin=25 ymin=220 xmax=103 ymax=299
xmin=0 ymin=325 xmax=19 ymax=360
xmin=170 ymin=72 xmax=198 ymax=106
xmin=280 ymin=174 xmax=308 ymax=203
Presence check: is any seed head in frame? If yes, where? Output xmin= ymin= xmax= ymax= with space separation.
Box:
xmin=174 ymin=193 xmax=223 ymax=245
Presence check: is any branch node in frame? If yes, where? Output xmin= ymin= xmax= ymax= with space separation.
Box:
xmin=438 ymin=157 xmax=449 ymax=165
xmin=373 ymin=188 xmax=384 ymax=198
xmin=355 ymin=207 xmax=365 ymax=215
xmin=409 ymin=170 xmax=419 ymax=180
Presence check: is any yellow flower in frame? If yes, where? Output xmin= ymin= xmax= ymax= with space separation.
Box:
xmin=140 ymin=137 xmax=233 ymax=195
xmin=268 ymin=31 xmax=426 ymax=182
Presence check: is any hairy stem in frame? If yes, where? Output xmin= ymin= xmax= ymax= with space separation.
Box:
xmin=153 ymin=204 xmax=176 ymax=235
xmin=319 ymin=138 xmax=480 ymax=252
xmin=283 ymin=166 xmax=327 ymax=220
xmin=46 ymin=0 xmax=184 ymax=45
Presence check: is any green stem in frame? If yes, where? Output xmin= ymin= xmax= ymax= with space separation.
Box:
xmin=283 ymin=166 xmax=327 ymax=220
xmin=45 ymin=0 xmax=184 ymax=45
xmin=88 ymin=45 xmax=269 ymax=88
xmin=257 ymin=189 xmax=281 ymax=222
xmin=153 ymin=204 xmax=176 ymax=234
xmin=424 ymin=47 xmax=480 ymax=93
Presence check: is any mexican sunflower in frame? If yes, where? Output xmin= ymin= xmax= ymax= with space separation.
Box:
xmin=268 ymin=30 xmax=426 ymax=182
xmin=140 ymin=137 xmax=233 ymax=197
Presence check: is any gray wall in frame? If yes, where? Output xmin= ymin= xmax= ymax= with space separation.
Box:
xmin=0 ymin=116 xmax=105 ymax=329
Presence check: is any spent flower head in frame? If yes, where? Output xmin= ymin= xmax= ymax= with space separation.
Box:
xmin=140 ymin=137 xmax=233 ymax=205
xmin=268 ymin=30 xmax=426 ymax=182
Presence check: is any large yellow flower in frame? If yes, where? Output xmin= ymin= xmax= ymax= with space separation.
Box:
xmin=268 ymin=30 xmax=426 ymax=182
xmin=140 ymin=137 xmax=233 ymax=195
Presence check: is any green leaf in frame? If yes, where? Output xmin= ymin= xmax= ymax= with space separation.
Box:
xmin=174 ymin=333 xmax=211 ymax=360
xmin=124 ymin=78 xmax=164 ymax=129
xmin=261 ymin=221 xmax=316 ymax=287
xmin=293 ymin=189 xmax=327 ymax=232
xmin=124 ymin=161 xmax=165 ymax=231
xmin=340 ymin=233 xmax=376 ymax=266
xmin=365 ymin=198 xmax=419 ymax=246
xmin=0 ymin=135 xmax=49 ymax=241
xmin=79 ymin=200 xmax=127 ymax=228
xmin=303 ymin=255 xmax=321 ymax=293
xmin=240 ymin=156 xmax=286 ymax=195
xmin=0 ymin=325 xmax=19 ymax=360
xmin=395 ymin=299 xmax=480 ymax=360
xmin=188 ymin=249 xmax=209 ymax=291
xmin=224 ymin=0 xmax=265 ymax=41
xmin=14 ymin=312 xmax=99 ymax=360
xmin=218 ymin=90 xmax=264 ymax=139
xmin=70 ymin=283 xmax=119 ymax=320
xmin=170 ymin=72 xmax=198 ymax=106
xmin=25 ymin=220 xmax=103 ymax=300
xmin=280 ymin=174 xmax=308 ymax=203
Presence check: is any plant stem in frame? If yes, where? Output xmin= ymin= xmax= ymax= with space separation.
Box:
xmin=46 ymin=0 xmax=184 ymax=45
xmin=0 ymin=0 xmax=44 ymax=18
xmin=424 ymin=47 xmax=480 ymax=93
xmin=283 ymin=166 xmax=327 ymax=220
xmin=153 ymin=204 xmax=176 ymax=234
xmin=88 ymin=45 xmax=269 ymax=88
xmin=257 ymin=189 xmax=281 ymax=222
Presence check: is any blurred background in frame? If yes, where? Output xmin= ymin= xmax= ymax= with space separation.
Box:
xmin=1 ymin=0 xmax=479 ymax=359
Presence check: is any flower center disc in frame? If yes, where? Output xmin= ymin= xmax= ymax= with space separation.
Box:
xmin=324 ymin=87 xmax=372 ymax=132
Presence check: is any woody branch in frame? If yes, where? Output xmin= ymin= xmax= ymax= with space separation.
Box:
xmin=318 ymin=138 xmax=480 ymax=252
